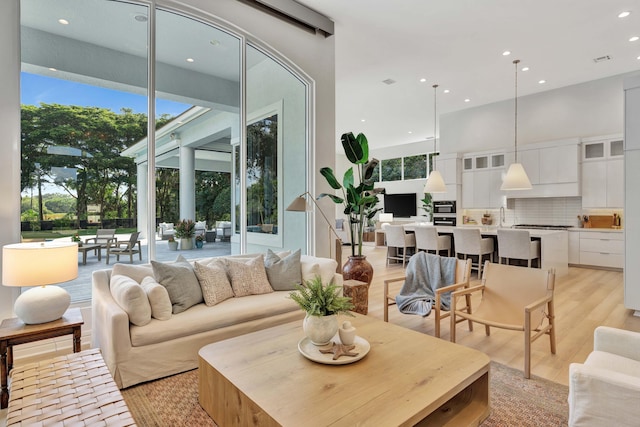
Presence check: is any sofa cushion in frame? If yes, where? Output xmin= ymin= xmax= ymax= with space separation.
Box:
xmin=264 ymin=249 xmax=302 ymax=291
xmin=151 ymin=260 xmax=203 ymax=314
xmin=585 ymin=350 xmax=640 ymax=378
xmin=112 ymin=263 xmax=154 ymax=284
xmin=193 ymin=260 xmax=234 ymax=306
xmin=110 ymin=274 xmax=152 ymax=326
xmin=301 ymin=255 xmax=337 ymax=284
xmin=225 ymin=255 xmax=273 ymax=296
xmin=129 ymin=291 xmax=299 ymax=347
xmin=140 ymin=276 xmax=172 ymax=320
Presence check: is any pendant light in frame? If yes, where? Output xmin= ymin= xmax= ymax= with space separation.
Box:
xmin=501 ymin=59 xmax=532 ymax=190
xmin=424 ymin=84 xmax=446 ymax=193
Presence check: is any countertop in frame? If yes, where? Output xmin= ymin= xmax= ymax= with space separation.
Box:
xmin=569 ymin=227 xmax=624 ymax=233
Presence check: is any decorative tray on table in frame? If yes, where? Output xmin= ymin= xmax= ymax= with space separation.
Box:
xmin=298 ymin=335 xmax=370 ymax=365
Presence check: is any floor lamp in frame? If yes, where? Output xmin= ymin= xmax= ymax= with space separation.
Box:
xmin=286 ymin=192 xmax=343 ymax=273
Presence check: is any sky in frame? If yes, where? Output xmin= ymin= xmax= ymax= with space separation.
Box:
xmin=21 ymin=72 xmax=191 ymax=117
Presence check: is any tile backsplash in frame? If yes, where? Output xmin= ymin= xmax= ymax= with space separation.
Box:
xmin=463 ymin=197 xmax=623 ymax=228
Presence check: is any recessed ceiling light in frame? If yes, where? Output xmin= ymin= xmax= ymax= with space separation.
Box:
xmin=408 ymin=131 xmax=413 ymax=134
xmin=464 ymin=98 xmax=471 ymax=103
xmin=443 ymin=89 xmax=450 ymax=94
xmin=134 ymin=14 xmax=148 ymax=22
xmin=48 ymin=67 xmax=57 ymax=72
xmin=58 ymin=18 xmax=69 ymax=25
xmin=361 ymin=119 xmax=366 ymax=122
xmin=637 ymin=55 xmax=640 ymax=60
xmin=538 ymin=79 xmax=546 ymax=84
xmin=502 ymin=50 xmax=511 ymax=56
xmin=522 ymin=67 xmax=530 ymax=71
xmin=618 ymin=11 xmax=631 ymax=18
xmin=630 ymin=36 xmax=640 ymax=42
xmin=419 ymin=78 xmax=427 ymax=83
xmin=186 ymin=58 xmax=195 ymax=63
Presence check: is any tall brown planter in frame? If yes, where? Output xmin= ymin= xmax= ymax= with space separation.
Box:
xmin=342 ymin=255 xmax=373 ymax=288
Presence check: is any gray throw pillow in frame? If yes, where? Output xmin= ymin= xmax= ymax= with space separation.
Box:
xmin=264 ymin=249 xmax=302 ymax=291
xmin=151 ymin=260 xmax=203 ymax=314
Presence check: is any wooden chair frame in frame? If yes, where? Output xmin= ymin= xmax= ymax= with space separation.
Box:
xmin=85 ymin=229 xmax=116 ymax=249
xmin=450 ymin=261 xmax=556 ymax=378
xmin=106 ymin=232 xmax=142 ymax=264
xmin=383 ymin=258 xmax=473 ymax=338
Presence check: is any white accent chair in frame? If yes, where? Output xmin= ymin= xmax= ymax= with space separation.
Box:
xmin=569 ymin=326 xmax=640 ymax=427
xmin=194 ymin=220 xmax=207 ymax=237
xmin=385 ymin=225 xmax=416 ymax=267
xmin=215 ymin=221 xmax=232 ymax=241
xmin=158 ymin=222 xmax=175 ymax=240
xmin=414 ymin=225 xmax=451 ymax=257
xmin=452 ymin=228 xmax=494 ymax=277
xmin=497 ymin=228 xmax=541 ymax=268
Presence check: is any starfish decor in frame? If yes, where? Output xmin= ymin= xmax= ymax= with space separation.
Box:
xmin=319 ymin=342 xmax=359 ymax=360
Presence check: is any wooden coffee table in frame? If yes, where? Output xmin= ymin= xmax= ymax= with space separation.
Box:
xmin=198 ymin=313 xmax=490 ymax=426
xmin=77 ymin=243 xmax=102 ymax=265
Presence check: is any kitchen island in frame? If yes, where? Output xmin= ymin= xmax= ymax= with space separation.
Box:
xmin=398 ymin=225 xmax=569 ymax=277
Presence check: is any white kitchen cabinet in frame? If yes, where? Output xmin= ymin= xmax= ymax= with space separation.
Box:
xmin=624 ymin=76 xmax=640 ymax=311
xmin=432 ymin=155 xmax=461 ymax=202
xmin=517 ymin=149 xmax=540 ymax=185
xmin=579 ymin=231 xmax=624 ymax=269
xmin=568 ymin=231 xmax=580 ymax=264
xmin=581 ymin=136 xmax=624 ymax=208
xmin=541 ymin=144 xmax=579 ymax=184
xmin=461 ymin=151 xmax=504 ymax=209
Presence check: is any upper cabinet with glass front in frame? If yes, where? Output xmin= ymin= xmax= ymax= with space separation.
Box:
xmin=581 ymin=135 xmax=624 ymax=208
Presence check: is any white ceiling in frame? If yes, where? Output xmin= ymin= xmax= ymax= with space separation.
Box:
xmin=297 ymin=0 xmax=640 ymax=149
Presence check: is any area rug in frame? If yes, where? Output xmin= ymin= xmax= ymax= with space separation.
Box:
xmin=121 ymin=361 xmax=568 ymax=426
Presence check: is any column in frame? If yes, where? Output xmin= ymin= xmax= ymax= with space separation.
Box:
xmin=179 ymin=141 xmax=196 ymax=220
xmin=136 ymin=162 xmax=148 ymax=239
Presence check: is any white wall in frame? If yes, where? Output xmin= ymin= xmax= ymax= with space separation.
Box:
xmin=440 ymin=72 xmax=633 ymax=154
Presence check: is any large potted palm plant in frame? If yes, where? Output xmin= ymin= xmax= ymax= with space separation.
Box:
xmin=319 ymin=132 xmax=381 ymax=286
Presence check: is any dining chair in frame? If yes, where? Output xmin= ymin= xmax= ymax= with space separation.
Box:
xmin=497 ymin=228 xmax=541 ymax=268
xmin=452 ymin=228 xmax=494 ymax=277
xmin=414 ymin=225 xmax=451 ymax=257
xmin=385 ymin=225 xmax=416 ymax=267
xmin=450 ymin=261 xmax=556 ymax=378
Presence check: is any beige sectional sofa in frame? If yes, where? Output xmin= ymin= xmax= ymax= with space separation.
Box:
xmin=92 ymin=251 xmax=341 ymax=388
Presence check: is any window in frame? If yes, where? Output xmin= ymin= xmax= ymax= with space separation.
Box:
xmin=381 ymin=158 xmax=402 ymax=181
xmin=403 ymin=154 xmax=427 ymax=180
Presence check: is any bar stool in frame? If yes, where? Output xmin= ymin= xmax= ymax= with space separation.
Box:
xmin=385 ymin=225 xmax=416 ymax=267
xmin=497 ymin=228 xmax=541 ymax=268
xmin=414 ymin=225 xmax=451 ymax=257
xmin=452 ymin=228 xmax=494 ymax=277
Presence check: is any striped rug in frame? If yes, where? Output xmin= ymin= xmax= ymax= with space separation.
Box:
xmin=121 ymin=361 xmax=569 ymax=426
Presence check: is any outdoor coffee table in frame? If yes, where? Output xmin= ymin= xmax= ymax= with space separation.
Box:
xmin=77 ymin=243 xmax=101 ymax=265
xmin=198 ymin=313 xmax=490 ymax=426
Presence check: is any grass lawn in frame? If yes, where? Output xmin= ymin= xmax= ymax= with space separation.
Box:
xmin=21 ymin=228 xmax=138 ymax=241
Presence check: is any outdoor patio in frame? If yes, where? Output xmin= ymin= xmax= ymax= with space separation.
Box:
xmin=60 ymin=234 xmax=232 ymax=303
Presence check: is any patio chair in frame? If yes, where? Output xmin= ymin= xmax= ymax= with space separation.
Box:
xmin=194 ymin=221 xmax=207 ymax=237
xmin=85 ymin=228 xmax=116 ymax=249
xmin=106 ymin=231 xmax=142 ymax=264
xmin=450 ymin=261 xmax=556 ymax=378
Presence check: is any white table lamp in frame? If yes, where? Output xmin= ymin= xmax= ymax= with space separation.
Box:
xmin=2 ymin=241 xmax=78 ymax=324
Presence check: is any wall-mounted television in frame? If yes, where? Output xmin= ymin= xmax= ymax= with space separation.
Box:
xmin=383 ymin=193 xmax=417 ymax=218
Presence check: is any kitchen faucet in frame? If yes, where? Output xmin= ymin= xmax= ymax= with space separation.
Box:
xmin=499 ymin=206 xmax=506 ymax=228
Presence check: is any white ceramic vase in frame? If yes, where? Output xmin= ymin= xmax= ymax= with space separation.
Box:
xmin=303 ymin=314 xmax=338 ymax=346
xmin=180 ymin=237 xmax=193 ymax=250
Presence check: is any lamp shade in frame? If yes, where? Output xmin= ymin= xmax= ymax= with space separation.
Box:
xmin=286 ymin=196 xmax=309 ymax=212
xmin=3 ymin=242 xmax=78 ymax=287
xmin=501 ymin=163 xmax=533 ymax=190
xmin=424 ymin=170 xmax=447 ymax=193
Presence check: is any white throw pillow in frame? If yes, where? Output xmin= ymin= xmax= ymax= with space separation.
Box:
xmin=110 ymin=274 xmax=152 ymax=326
xmin=112 ymin=263 xmax=154 ymax=284
xmin=301 ymin=255 xmax=337 ymax=284
xmin=301 ymin=261 xmax=321 ymax=283
xmin=193 ymin=260 xmax=234 ymax=306
xmin=140 ymin=276 xmax=172 ymax=320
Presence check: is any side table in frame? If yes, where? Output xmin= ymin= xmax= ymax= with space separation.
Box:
xmin=343 ymin=279 xmax=369 ymax=315
xmin=0 ymin=307 xmax=84 ymax=409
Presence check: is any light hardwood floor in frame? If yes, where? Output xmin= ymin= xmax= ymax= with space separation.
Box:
xmin=351 ymin=243 xmax=640 ymax=386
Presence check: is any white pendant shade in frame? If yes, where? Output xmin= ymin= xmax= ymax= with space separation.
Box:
xmin=424 ymin=170 xmax=447 ymax=193
xmin=501 ymin=163 xmax=532 ymax=190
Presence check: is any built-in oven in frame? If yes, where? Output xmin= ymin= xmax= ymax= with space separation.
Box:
xmin=432 ymin=200 xmax=457 ymax=226
xmin=433 ymin=201 xmax=456 ymax=214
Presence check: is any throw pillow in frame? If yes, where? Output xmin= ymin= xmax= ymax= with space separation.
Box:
xmin=301 ymin=260 xmax=321 ymax=283
xmin=112 ymin=263 xmax=154 ymax=284
xmin=109 ymin=274 xmax=152 ymax=326
xmin=301 ymin=255 xmax=337 ymax=284
xmin=151 ymin=260 xmax=203 ymax=314
xmin=140 ymin=276 xmax=172 ymax=320
xmin=225 ymin=255 xmax=273 ymax=296
xmin=193 ymin=260 xmax=234 ymax=306
xmin=264 ymin=249 xmax=302 ymax=291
